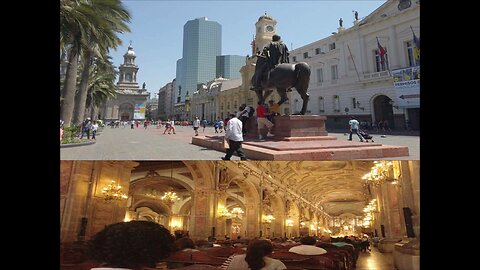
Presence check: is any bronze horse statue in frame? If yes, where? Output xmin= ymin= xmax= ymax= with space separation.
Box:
xmin=251 ymin=56 xmax=311 ymax=115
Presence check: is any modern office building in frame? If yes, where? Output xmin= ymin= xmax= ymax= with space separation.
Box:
xmin=216 ymin=55 xmax=245 ymax=80
xmin=175 ymin=17 xmax=222 ymax=104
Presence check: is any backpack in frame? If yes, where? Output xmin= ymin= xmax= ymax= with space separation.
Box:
xmin=248 ymin=106 xmax=255 ymax=118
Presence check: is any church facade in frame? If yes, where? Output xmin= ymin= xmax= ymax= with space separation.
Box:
xmin=100 ymin=44 xmax=150 ymax=121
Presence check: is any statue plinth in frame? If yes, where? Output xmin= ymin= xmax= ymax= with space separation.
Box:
xmin=192 ymin=114 xmax=410 ymax=160
xmin=273 ymin=115 xmax=328 ymax=137
xmin=337 ymin=26 xmax=345 ymax=32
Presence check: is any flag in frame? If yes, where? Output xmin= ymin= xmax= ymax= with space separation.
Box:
xmin=376 ymin=37 xmax=387 ymax=65
xmin=412 ymin=29 xmax=420 ymax=62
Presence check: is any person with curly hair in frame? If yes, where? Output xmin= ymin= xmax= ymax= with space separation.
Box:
xmin=226 ymin=239 xmax=286 ymax=270
xmin=87 ymin=220 xmax=175 ymax=270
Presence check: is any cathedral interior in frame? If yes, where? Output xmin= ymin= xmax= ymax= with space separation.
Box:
xmin=60 ymin=160 xmax=420 ymax=270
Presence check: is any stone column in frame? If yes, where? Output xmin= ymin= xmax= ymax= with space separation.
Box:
xmin=189 ymin=189 xmax=216 ymax=240
xmin=388 ymin=25 xmax=400 ymax=70
xmin=358 ymin=34 xmax=368 ymax=74
xmin=244 ymin=200 xmax=260 ymax=239
xmin=378 ymin=179 xmax=403 ymax=252
xmin=393 ymin=161 xmax=420 ymax=270
xmin=216 ymin=192 xmax=228 ymax=239
xmin=60 ymin=161 xmax=138 ymax=243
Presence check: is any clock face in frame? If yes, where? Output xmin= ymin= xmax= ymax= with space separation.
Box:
xmin=266 ymin=25 xmax=274 ymax=32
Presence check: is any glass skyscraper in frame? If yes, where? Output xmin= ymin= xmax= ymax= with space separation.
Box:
xmin=176 ymin=17 xmax=221 ymax=103
xmin=216 ymin=55 xmax=245 ymax=80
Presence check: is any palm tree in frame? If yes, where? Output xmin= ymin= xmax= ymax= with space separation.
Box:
xmin=85 ymin=56 xmax=118 ymax=120
xmin=72 ymin=0 xmax=130 ymax=125
xmin=60 ymin=0 xmax=90 ymax=126
xmin=60 ymin=0 xmax=130 ymax=126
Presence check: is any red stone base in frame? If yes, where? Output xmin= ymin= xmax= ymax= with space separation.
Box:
xmin=192 ymin=115 xmax=409 ymax=160
xmin=192 ymin=135 xmax=409 ymax=160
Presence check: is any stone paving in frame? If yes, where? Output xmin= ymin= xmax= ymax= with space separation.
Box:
xmin=60 ymin=125 xmax=419 ymax=160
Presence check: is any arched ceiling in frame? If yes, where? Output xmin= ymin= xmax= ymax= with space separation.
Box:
xmin=238 ymin=161 xmax=375 ymax=217
xmin=127 ymin=161 xmax=377 ymax=218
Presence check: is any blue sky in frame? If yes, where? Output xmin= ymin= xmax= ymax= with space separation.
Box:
xmin=109 ymin=0 xmax=385 ymax=98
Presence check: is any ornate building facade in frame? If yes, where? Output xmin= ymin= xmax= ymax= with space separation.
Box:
xmin=101 ymin=44 xmax=149 ymax=121
xmin=288 ymin=0 xmax=420 ymax=130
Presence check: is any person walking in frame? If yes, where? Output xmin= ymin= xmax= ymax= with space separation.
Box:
xmin=222 ymin=114 xmax=247 ymax=160
xmin=91 ymin=121 xmax=99 ymax=140
xmin=348 ymin=116 xmax=364 ymax=142
xmin=193 ymin=116 xmax=200 ymax=136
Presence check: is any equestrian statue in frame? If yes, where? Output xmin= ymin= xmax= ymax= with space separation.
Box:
xmin=250 ymin=34 xmax=311 ymax=115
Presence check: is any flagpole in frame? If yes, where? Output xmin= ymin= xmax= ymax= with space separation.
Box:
xmin=376 ymin=36 xmax=390 ymax=75
xmin=347 ymin=44 xmax=361 ymax=82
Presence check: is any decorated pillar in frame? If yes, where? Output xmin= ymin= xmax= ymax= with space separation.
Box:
xmin=60 ymin=161 xmax=138 ymax=243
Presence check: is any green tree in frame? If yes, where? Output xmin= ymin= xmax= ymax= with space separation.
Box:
xmin=85 ymin=56 xmax=118 ymax=120
xmin=60 ymin=0 xmax=130 ymax=126
xmin=72 ymin=0 xmax=130 ymax=125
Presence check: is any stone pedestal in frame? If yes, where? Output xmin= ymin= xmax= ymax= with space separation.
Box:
xmin=274 ymin=115 xmax=328 ymax=137
xmin=378 ymin=237 xmax=402 ymax=253
xmin=192 ymin=115 xmax=410 ymax=160
xmin=393 ymin=238 xmax=420 ymax=270
xmin=247 ymin=115 xmax=331 ymax=139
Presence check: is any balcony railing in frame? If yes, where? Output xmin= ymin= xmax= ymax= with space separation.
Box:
xmin=362 ymin=71 xmax=391 ymax=82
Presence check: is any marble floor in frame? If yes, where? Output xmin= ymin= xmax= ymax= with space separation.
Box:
xmin=355 ymin=247 xmax=396 ymax=270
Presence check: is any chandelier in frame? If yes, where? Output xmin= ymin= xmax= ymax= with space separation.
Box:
xmin=262 ymin=214 xmax=275 ymax=224
xmin=362 ymin=161 xmax=396 ymax=185
xmin=286 ymin=219 xmax=294 ymax=227
xmin=362 ymin=199 xmax=377 ymax=227
xmin=218 ymin=207 xmax=232 ymax=218
xmin=101 ymin=180 xmax=128 ymax=202
xmin=161 ymin=191 xmax=180 ymax=205
xmin=161 ymin=162 xmax=181 ymax=205
xmin=231 ymin=207 xmax=244 ymax=218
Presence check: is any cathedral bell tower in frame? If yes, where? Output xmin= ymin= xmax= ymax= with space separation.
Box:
xmin=117 ymin=43 xmax=144 ymax=93
xmin=254 ymin=13 xmax=277 ymax=54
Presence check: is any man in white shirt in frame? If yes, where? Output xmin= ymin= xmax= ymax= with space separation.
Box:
xmin=348 ymin=116 xmax=364 ymax=142
xmin=222 ymin=114 xmax=247 ymax=160
xmin=288 ymin=236 xmax=327 ymax=255
xmin=193 ymin=116 xmax=201 ymax=136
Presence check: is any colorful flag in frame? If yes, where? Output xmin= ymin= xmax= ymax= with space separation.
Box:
xmin=411 ymin=27 xmax=420 ymax=62
xmin=376 ymin=37 xmax=387 ymax=65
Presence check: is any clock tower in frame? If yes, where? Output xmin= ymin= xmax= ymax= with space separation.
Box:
xmin=254 ymin=13 xmax=277 ymax=54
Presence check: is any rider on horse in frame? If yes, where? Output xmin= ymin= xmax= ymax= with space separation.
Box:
xmin=251 ymin=34 xmax=290 ymax=91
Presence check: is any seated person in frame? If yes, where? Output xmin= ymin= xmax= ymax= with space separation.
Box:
xmin=174 ymin=237 xmax=199 ymax=252
xmin=288 ymin=236 xmax=327 ymax=255
xmin=227 ymin=239 xmax=286 ymax=270
xmin=87 ymin=220 xmax=175 ymax=270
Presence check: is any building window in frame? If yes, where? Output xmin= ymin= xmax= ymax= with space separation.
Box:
xmin=315 ymin=48 xmax=321 ymax=55
xmin=304 ymin=52 xmax=309 ymax=59
xmin=227 ymin=102 xmax=230 ymax=110
xmin=406 ymin=41 xmax=419 ymax=67
xmin=318 ymin=96 xmax=325 ymax=113
xmin=220 ymin=103 xmax=224 ymax=110
xmin=125 ymin=73 xmax=132 ymax=82
xmin=352 ymin=97 xmax=357 ymax=109
xmin=234 ymin=101 xmax=237 ymax=110
xmin=292 ymin=56 xmax=297 ymax=62
xmin=374 ymin=49 xmax=389 ymax=72
xmin=331 ymin=65 xmax=338 ymax=80
xmin=329 ymin=43 xmax=336 ymax=50
xmin=316 ymin=68 xmax=324 ymax=83
xmin=333 ymin=95 xmax=340 ymax=112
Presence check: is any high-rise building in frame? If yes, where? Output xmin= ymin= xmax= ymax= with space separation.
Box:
xmin=216 ymin=55 xmax=245 ymax=79
xmin=176 ymin=17 xmax=221 ymax=104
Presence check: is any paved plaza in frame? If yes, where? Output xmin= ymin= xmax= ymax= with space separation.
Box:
xmin=60 ymin=125 xmax=419 ymax=160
